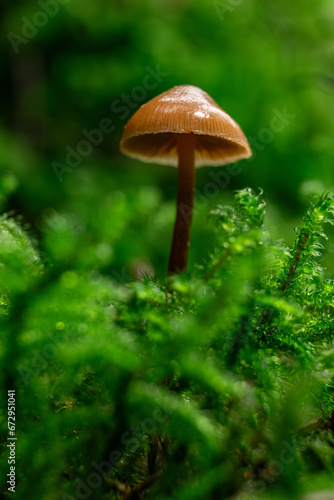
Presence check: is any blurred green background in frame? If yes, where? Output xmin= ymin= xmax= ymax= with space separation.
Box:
xmin=1 ymin=0 xmax=334 ymax=278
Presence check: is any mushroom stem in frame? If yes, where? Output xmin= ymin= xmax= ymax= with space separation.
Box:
xmin=168 ymin=133 xmax=196 ymax=275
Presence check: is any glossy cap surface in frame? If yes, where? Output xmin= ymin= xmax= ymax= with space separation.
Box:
xmin=120 ymin=85 xmax=252 ymax=167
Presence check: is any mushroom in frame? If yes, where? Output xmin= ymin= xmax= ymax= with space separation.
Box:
xmin=120 ymin=85 xmax=252 ymax=275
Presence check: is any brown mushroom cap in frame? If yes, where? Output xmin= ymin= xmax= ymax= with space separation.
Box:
xmin=120 ymin=85 xmax=252 ymax=167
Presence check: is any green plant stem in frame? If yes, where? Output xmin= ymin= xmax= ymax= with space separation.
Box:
xmin=205 ymin=248 xmax=232 ymax=280
xmin=281 ymin=230 xmax=310 ymax=293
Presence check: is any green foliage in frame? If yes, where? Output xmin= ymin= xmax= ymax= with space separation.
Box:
xmin=1 ymin=186 xmax=334 ymax=499
xmin=2 ymin=0 xmax=334 ymax=276
xmin=1 ymin=0 xmax=334 ymax=497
